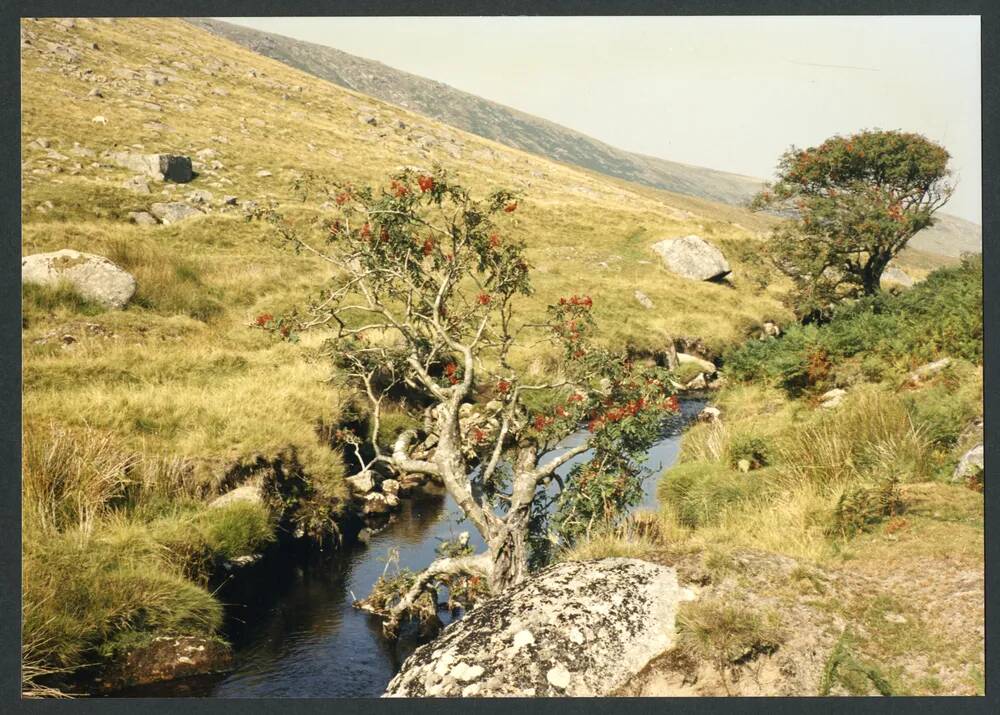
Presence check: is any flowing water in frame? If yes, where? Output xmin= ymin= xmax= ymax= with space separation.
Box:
xmin=116 ymin=399 xmax=706 ymax=697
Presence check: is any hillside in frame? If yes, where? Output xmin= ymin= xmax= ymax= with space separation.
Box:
xmin=187 ymin=17 xmax=982 ymax=260
xmin=20 ymin=16 xmax=791 ymax=691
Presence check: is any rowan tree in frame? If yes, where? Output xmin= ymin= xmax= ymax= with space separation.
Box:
xmin=751 ymin=129 xmax=953 ymax=320
xmin=250 ymin=168 xmax=679 ymax=634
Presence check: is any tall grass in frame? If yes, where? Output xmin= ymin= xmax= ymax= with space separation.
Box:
xmin=21 ymin=422 xmax=273 ymax=695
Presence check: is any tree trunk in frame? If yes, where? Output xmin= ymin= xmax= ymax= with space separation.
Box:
xmin=486 ymin=506 xmax=531 ymax=592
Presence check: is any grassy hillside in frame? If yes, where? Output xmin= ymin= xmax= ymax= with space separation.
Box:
xmin=187 ymin=17 xmax=982 ymax=260
xmin=20 ymin=16 xmax=791 ymax=691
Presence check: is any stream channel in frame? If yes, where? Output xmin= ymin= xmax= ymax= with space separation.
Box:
xmin=118 ymin=398 xmax=706 ymax=697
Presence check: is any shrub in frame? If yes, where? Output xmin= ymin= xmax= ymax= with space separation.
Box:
xmin=903 ymin=380 xmax=981 ymax=450
xmin=726 ymin=433 xmax=773 ymax=470
xmin=658 ymin=461 xmax=766 ymax=528
xmin=677 ymin=599 xmax=784 ymax=694
xmin=827 ymin=474 xmax=904 ymax=538
xmin=723 ymin=256 xmax=983 ymax=392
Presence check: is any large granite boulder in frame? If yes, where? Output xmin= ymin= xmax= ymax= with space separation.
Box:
xmin=110 ymin=152 xmax=193 ymax=182
xmin=384 ymin=558 xmax=696 ymax=697
xmin=22 ymin=249 xmax=136 ymax=309
xmin=652 ymin=235 xmax=731 ymax=281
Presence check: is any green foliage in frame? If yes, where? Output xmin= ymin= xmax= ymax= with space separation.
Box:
xmin=724 ymin=256 xmax=982 ymax=392
xmin=903 ymin=373 xmax=982 ymax=450
xmin=725 ymin=433 xmax=773 ymax=470
xmin=828 ymin=474 xmax=903 ymax=538
xmin=658 ymin=461 xmax=766 ymax=528
xmin=819 ymin=630 xmax=895 ymax=696
xmin=751 ymin=129 xmax=953 ymax=317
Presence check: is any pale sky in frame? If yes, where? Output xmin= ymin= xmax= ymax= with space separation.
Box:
xmin=223 ymin=16 xmax=982 ymax=224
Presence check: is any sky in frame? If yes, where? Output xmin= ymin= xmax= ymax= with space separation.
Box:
xmin=223 ymin=16 xmax=982 ymax=224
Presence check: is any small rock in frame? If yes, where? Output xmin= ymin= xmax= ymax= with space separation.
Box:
xmin=511 ymin=629 xmax=535 ymax=652
xmin=346 ymin=471 xmax=375 ymax=495
xmin=698 ymin=406 xmax=721 ymax=423
xmin=907 ymin=357 xmax=952 ymax=385
xmin=209 ymin=484 xmax=263 ymax=509
xmin=381 ymin=479 xmax=400 ymax=497
xmin=186 ymin=189 xmax=214 ymax=204
xmin=149 ymin=202 xmax=203 ymax=225
xmin=222 ymin=195 xmax=238 ymax=206
xmin=92 ymin=115 xmax=107 ymax=124
xmin=358 ymin=114 xmax=378 ymax=126
xmin=128 ymin=211 xmax=158 ymax=226
xmin=111 ymin=152 xmax=193 ymax=183
xmin=255 ymin=169 xmax=272 ymax=178
xmin=762 ymin=321 xmax=781 ymax=338
xmin=676 ymin=352 xmax=716 ymax=374
xmin=819 ymin=388 xmax=847 ymax=408
xmin=634 ymin=290 xmax=654 ymax=310
xmin=737 ymin=459 xmax=751 ymax=473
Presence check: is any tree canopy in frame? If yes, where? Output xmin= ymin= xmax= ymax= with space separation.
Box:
xmin=751 ymin=129 xmax=953 ymax=320
xmin=251 ymin=169 xmax=679 ymax=634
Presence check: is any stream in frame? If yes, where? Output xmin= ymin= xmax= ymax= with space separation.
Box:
xmin=116 ymin=398 xmax=706 ymax=697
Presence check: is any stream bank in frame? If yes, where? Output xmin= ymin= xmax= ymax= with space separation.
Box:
xmin=108 ymin=399 xmax=707 ymax=697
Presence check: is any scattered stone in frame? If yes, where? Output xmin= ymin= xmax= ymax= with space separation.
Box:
xmin=357 ymin=527 xmax=373 ymax=544
xmin=346 ymin=471 xmax=375 ymax=495
xmin=385 ymin=558 xmax=696 ymax=697
xmin=698 ymin=406 xmax=722 ymax=423
xmin=907 ymin=357 xmax=952 ymax=385
xmin=149 ymin=202 xmax=203 ymax=225
xmin=145 ymin=71 xmax=168 ymax=85
xmin=128 ymin=211 xmax=158 ymax=226
xmin=255 ymin=169 xmax=272 ymax=178
xmin=762 ymin=321 xmax=781 ymax=338
xmin=952 ymin=444 xmax=984 ymax=483
xmin=186 ymin=189 xmax=213 ymax=205
xmin=652 ymin=235 xmax=731 ymax=281
xmin=634 ymin=290 xmax=654 ymax=310
xmin=363 ymin=492 xmax=391 ymax=515
xmin=196 ymin=148 xmax=217 ymax=160
xmin=381 ymin=479 xmax=400 ymax=497
xmin=737 ymin=459 xmax=752 ymax=474
xmin=92 ymin=115 xmax=107 ymax=124
xmin=222 ymin=195 xmax=238 ymax=206
xmin=819 ymin=388 xmax=847 ymax=409
xmin=31 ymin=137 xmax=50 ymax=149
xmin=111 ymin=152 xmax=193 ymax=183
xmin=22 ymin=249 xmax=136 ymax=309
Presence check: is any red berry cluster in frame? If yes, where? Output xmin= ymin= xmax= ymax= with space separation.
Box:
xmin=391 ymin=180 xmax=410 ymax=198
xmin=255 ymin=313 xmax=273 ymax=326
xmin=418 ymin=175 xmax=435 ymax=193
xmin=444 ymin=363 xmax=459 ymax=385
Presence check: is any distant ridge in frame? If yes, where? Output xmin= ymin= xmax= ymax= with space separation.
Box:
xmin=187 ymin=17 xmax=982 ymax=259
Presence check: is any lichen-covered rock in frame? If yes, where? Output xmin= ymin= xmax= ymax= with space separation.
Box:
xmin=22 ymin=249 xmax=136 ymax=309
xmin=952 ymin=444 xmax=984 ymax=483
xmin=652 ymin=235 xmax=731 ymax=281
xmin=208 ymin=483 xmax=263 ymax=509
xmin=384 ymin=558 xmax=696 ymax=697
xmin=819 ymin=388 xmax=847 ymax=408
